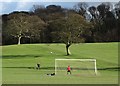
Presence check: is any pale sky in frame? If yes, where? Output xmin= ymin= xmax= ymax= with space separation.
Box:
xmin=0 ymin=0 xmax=119 ymax=14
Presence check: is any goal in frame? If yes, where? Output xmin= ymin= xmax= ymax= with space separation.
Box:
xmin=55 ymin=59 xmax=97 ymax=75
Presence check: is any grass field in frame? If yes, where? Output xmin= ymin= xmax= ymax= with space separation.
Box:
xmin=2 ymin=42 xmax=119 ymax=84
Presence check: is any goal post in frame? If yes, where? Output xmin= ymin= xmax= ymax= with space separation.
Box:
xmin=55 ymin=59 xmax=97 ymax=75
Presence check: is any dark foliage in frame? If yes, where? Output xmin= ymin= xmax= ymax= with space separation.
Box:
xmin=2 ymin=2 xmax=120 ymax=45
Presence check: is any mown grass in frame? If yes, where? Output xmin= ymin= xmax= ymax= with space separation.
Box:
xmin=2 ymin=42 xmax=119 ymax=84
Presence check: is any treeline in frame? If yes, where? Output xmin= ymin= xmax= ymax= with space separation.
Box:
xmin=2 ymin=2 xmax=120 ymax=45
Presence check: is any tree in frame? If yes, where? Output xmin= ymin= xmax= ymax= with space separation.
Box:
xmin=115 ymin=1 xmax=120 ymax=19
xmin=49 ymin=11 xmax=92 ymax=55
xmin=73 ymin=2 xmax=89 ymax=18
xmin=5 ymin=12 xmax=46 ymax=45
xmin=91 ymin=2 xmax=117 ymax=42
xmin=31 ymin=5 xmax=64 ymax=22
xmin=114 ymin=1 xmax=120 ymax=41
xmin=31 ymin=5 xmax=67 ymax=43
xmin=88 ymin=6 xmax=98 ymax=20
xmin=30 ymin=5 xmax=47 ymax=21
xmin=97 ymin=2 xmax=113 ymax=19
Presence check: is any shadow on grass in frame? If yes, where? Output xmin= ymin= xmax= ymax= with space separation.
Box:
xmin=2 ymin=55 xmax=42 ymax=59
xmin=98 ymin=67 xmax=120 ymax=71
xmin=2 ymin=66 xmax=120 ymax=71
xmin=2 ymin=67 xmax=55 ymax=70
xmin=57 ymin=67 xmax=120 ymax=71
xmin=2 ymin=53 xmax=68 ymax=59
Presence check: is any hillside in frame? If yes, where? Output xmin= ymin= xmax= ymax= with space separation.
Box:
xmin=2 ymin=42 xmax=118 ymax=68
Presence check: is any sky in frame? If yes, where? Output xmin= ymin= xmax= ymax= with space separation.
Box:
xmin=0 ymin=0 xmax=119 ymax=15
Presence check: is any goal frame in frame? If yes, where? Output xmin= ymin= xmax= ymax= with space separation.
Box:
xmin=55 ymin=59 xmax=97 ymax=75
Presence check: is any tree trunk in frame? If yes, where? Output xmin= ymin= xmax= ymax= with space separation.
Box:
xmin=18 ymin=37 xmax=22 ymax=45
xmin=66 ymin=43 xmax=71 ymax=55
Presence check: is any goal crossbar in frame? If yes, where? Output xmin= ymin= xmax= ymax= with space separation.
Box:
xmin=55 ymin=59 xmax=96 ymax=61
xmin=55 ymin=59 xmax=97 ymax=75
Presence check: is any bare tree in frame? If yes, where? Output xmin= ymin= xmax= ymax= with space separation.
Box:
xmin=73 ymin=2 xmax=89 ymax=18
xmin=6 ymin=12 xmax=46 ymax=45
xmin=115 ymin=1 xmax=120 ymax=19
xmin=49 ymin=11 xmax=92 ymax=55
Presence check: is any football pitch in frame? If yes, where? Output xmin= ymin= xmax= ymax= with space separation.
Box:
xmin=2 ymin=42 xmax=119 ymax=84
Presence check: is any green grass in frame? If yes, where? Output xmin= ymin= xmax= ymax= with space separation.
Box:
xmin=2 ymin=42 xmax=119 ymax=84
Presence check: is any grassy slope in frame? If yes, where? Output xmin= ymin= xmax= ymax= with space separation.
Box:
xmin=2 ymin=42 xmax=119 ymax=84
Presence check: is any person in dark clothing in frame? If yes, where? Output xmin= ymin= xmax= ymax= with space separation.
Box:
xmin=47 ymin=73 xmax=55 ymax=76
xmin=37 ymin=63 xmax=40 ymax=70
